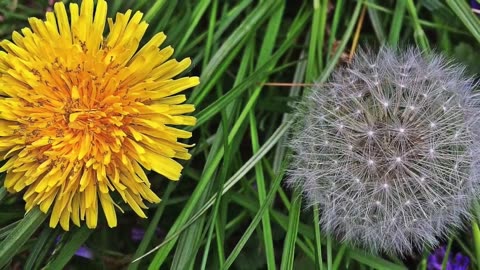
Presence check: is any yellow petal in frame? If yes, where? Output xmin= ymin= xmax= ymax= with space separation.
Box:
xmin=54 ymin=2 xmax=72 ymax=41
xmin=144 ymin=151 xmax=183 ymax=180
xmin=71 ymin=85 xmax=80 ymax=100
xmin=124 ymin=191 xmax=147 ymax=218
xmin=99 ymin=192 xmax=117 ymax=227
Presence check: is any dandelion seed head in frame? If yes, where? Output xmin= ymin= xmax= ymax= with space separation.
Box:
xmin=286 ymin=47 xmax=480 ymax=255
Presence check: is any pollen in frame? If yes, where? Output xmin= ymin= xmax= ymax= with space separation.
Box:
xmin=0 ymin=0 xmax=199 ymax=230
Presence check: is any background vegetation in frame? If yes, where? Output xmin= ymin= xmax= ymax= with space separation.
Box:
xmin=1 ymin=0 xmax=480 ymax=269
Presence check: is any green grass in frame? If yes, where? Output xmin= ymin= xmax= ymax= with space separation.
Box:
xmin=1 ymin=0 xmax=480 ymax=269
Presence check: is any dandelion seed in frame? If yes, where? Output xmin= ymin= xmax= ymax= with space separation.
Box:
xmin=0 ymin=0 xmax=199 ymax=230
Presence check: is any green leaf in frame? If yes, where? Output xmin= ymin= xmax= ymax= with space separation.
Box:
xmin=280 ymin=190 xmax=301 ymax=270
xmin=43 ymin=226 xmax=93 ymax=270
xmin=347 ymin=248 xmax=407 ymax=270
xmin=222 ymin=161 xmax=286 ymax=270
xmin=0 ymin=187 xmax=6 ymax=204
xmin=0 ymin=207 xmax=46 ymax=269
xmin=446 ymin=0 xmax=480 ymax=44
xmin=140 ymin=121 xmax=291 ymax=268
xmin=189 ymin=0 xmax=280 ymax=105
xmin=24 ymin=228 xmax=57 ymax=270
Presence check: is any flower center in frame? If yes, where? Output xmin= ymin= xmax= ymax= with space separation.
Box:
xmin=68 ymin=109 xmax=110 ymax=130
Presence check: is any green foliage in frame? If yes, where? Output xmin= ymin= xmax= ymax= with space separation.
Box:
xmin=1 ymin=0 xmax=480 ymax=269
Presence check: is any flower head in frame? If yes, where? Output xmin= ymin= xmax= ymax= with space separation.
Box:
xmin=427 ymin=246 xmax=469 ymax=270
xmin=131 ymin=227 xmax=146 ymax=242
xmin=472 ymin=0 xmax=480 ymax=12
xmin=0 ymin=0 xmax=199 ymax=230
xmin=287 ymin=47 xmax=480 ymax=254
xmin=74 ymin=246 xmax=94 ymax=260
xmin=55 ymin=236 xmax=94 ymax=259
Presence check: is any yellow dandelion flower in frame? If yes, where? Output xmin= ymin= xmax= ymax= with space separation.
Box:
xmin=0 ymin=0 xmax=199 ymax=230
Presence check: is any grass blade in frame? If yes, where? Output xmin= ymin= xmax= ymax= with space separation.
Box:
xmin=140 ymin=121 xmax=291 ymax=267
xmin=280 ymin=190 xmax=301 ymax=270
xmin=43 ymin=226 xmax=92 ymax=270
xmin=24 ymin=228 xmax=57 ymax=270
xmin=222 ymin=162 xmax=286 ymax=270
xmin=348 ymin=248 xmax=407 ymax=270
xmin=0 ymin=207 xmax=46 ymax=269
xmin=388 ymin=0 xmax=406 ymax=45
xmin=446 ymin=0 xmax=480 ymax=44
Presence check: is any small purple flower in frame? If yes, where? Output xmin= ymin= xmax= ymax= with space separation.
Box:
xmin=472 ymin=0 xmax=480 ymax=14
xmin=131 ymin=227 xmax=146 ymax=242
xmin=54 ymin=236 xmax=94 ymax=260
xmin=131 ymin=226 xmax=163 ymax=242
xmin=74 ymin=246 xmax=94 ymax=260
xmin=428 ymin=246 xmax=445 ymax=270
xmin=427 ymin=246 xmax=469 ymax=270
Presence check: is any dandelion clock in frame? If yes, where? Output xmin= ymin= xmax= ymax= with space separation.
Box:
xmin=287 ymin=47 xmax=480 ymax=255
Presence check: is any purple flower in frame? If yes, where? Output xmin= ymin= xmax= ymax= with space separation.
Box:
xmin=131 ymin=226 xmax=164 ymax=242
xmin=472 ymin=0 xmax=480 ymax=14
xmin=427 ymin=246 xmax=469 ymax=270
xmin=131 ymin=227 xmax=146 ymax=242
xmin=472 ymin=0 xmax=480 ymax=8
xmin=54 ymin=236 xmax=94 ymax=260
xmin=74 ymin=246 xmax=94 ymax=260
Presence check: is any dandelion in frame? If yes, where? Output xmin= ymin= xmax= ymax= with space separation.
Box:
xmin=0 ymin=0 xmax=199 ymax=230
xmin=287 ymin=47 xmax=480 ymax=254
